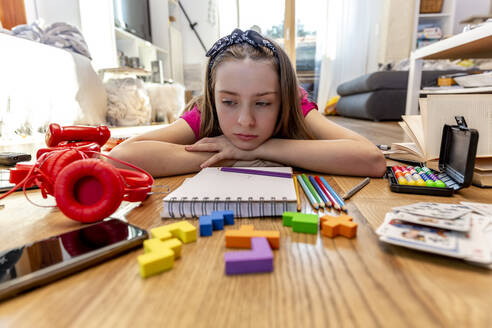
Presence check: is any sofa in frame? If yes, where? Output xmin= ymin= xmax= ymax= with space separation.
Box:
xmin=336 ymin=70 xmax=465 ymax=121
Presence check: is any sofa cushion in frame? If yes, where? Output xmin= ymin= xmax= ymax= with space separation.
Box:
xmin=337 ymin=70 xmax=467 ymax=96
xmin=336 ymin=90 xmax=407 ymax=121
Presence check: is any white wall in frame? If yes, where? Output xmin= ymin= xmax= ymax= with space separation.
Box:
xmin=178 ymin=0 xmax=219 ymax=65
xmin=24 ymin=0 xmax=81 ymax=29
xmin=79 ymin=0 xmax=117 ymax=70
xmin=378 ymin=0 xmax=416 ymax=64
xmin=453 ymin=0 xmax=491 ymax=33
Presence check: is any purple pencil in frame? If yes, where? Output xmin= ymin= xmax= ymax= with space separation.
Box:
xmin=220 ymin=167 xmax=292 ymax=179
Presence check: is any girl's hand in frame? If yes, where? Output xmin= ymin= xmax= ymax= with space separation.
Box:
xmin=185 ymin=135 xmax=258 ymax=168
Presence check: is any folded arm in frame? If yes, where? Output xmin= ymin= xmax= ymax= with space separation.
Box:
xmin=108 ymin=119 xmax=233 ymax=177
xmin=187 ymin=110 xmax=386 ymax=177
xmin=255 ymin=110 xmax=387 ymax=177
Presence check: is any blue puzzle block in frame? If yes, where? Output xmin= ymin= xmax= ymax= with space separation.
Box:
xmin=199 ymin=215 xmax=213 ymax=236
xmin=212 ymin=210 xmax=234 ymax=225
xmin=210 ymin=213 xmax=225 ymax=230
xmin=199 ymin=211 xmax=235 ymax=237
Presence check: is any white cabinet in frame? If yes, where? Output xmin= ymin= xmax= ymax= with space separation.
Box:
xmin=411 ymin=0 xmax=456 ymax=50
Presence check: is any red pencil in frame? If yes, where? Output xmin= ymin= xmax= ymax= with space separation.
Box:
xmin=314 ymin=176 xmax=340 ymax=211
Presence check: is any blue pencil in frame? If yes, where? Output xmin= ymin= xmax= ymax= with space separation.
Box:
xmin=319 ymin=176 xmax=347 ymax=211
xmin=309 ymin=175 xmax=331 ymax=208
xmin=296 ymin=175 xmax=319 ymax=210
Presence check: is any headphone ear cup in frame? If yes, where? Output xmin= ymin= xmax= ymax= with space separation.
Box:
xmin=40 ymin=150 xmax=82 ymax=195
xmin=54 ymin=159 xmax=125 ymax=223
xmin=42 ymin=150 xmax=82 ymax=178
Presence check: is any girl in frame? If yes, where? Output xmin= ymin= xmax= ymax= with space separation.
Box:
xmin=109 ymin=29 xmax=386 ymax=178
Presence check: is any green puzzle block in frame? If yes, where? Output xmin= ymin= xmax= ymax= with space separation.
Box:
xmin=282 ymin=212 xmax=298 ymax=226
xmin=293 ymin=214 xmax=319 ymax=234
xmin=283 ymin=212 xmax=319 ymax=234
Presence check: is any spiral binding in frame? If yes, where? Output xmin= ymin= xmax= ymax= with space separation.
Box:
xmin=213 ymin=197 xmax=220 ymax=211
xmin=166 ymin=196 xmax=285 ymax=218
xmin=190 ymin=197 xmax=198 ymax=218
xmin=202 ymin=197 xmax=209 ymax=216
xmin=236 ymin=197 xmax=242 ymax=217
xmin=259 ymin=197 xmax=265 ymax=218
xmin=247 ymin=197 xmax=253 ymax=217
xmin=168 ymin=197 xmax=177 ymax=218
xmin=178 ymin=197 xmax=187 ymax=217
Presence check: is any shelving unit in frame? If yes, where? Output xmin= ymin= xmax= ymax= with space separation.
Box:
xmin=114 ymin=27 xmax=169 ymax=76
xmin=79 ymin=0 xmax=183 ymax=83
xmin=405 ymin=22 xmax=492 ymax=115
xmin=411 ymin=0 xmax=456 ymax=50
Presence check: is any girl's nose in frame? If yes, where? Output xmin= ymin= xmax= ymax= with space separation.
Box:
xmin=237 ymin=106 xmax=255 ymax=127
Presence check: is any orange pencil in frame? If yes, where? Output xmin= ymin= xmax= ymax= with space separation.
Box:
xmin=293 ymin=175 xmax=301 ymax=212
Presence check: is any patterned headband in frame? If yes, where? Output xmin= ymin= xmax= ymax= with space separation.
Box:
xmin=206 ymin=28 xmax=277 ymax=70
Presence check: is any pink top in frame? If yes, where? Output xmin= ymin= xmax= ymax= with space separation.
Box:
xmin=181 ymin=89 xmax=318 ymax=141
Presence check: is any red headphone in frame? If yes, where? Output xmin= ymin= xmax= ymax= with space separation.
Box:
xmin=2 ymin=124 xmax=154 ymax=223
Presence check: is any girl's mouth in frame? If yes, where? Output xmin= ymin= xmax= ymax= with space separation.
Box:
xmin=234 ymin=133 xmax=258 ymax=141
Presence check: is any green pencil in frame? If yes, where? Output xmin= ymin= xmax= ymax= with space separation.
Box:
xmin=301 ymin=174 xmax=325 ymax=208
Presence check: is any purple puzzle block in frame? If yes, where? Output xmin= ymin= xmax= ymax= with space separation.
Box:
xmin=224 ymin=237 xmax=273 ymax=275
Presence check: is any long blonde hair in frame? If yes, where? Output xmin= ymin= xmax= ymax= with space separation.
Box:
xmin=184 ymin=40 xmax=314 ymax=140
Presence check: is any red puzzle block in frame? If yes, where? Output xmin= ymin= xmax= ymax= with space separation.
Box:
xmin=320 ymin=214 xmax=357 ymax=238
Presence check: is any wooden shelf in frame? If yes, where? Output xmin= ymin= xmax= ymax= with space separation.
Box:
xmin=99 ymin=67 xmax=151 ymax=76
xmin=412 ymin=23 xmax=492 ymax=60
xmin=419 ymin=13 xmax=452 ymax=19
xmin=420 ymin=86 xmax=492 ymax=94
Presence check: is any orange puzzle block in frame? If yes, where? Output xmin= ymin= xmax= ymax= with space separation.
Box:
xmin=225 ymin=225 xmax=280 ymax=249
xmin=320 ymin=214 xmax=357 ymax=238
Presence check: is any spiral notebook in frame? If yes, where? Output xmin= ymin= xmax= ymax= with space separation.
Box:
xmin=161 ymin=167 xmax=297 ymax=218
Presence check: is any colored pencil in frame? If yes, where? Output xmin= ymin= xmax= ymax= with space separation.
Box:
xmin=293 ymin=175 xmax=301 ymax=212
xmin=220 ymin=167 xmax=292 ymax=178
xmin=301 ymin=174 xmax=325 ymax=208
xmin=297 ymin=175 xmax=319 ymax=210
xmin=313 ymin=176 xmax=335 ymax=209
xmin=342 ymin=177 xmax=370 ymax=200
xmin=319 ymin=176 xmax=344 ymax=206
xmin=314 ymin=176 xmax=341 ymax=211
xmin=309 ymin=175 xmax=331 ymax=208
xmin=319 ymin=176 xmax=346 ymax=211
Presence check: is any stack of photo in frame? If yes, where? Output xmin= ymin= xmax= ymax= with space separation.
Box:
xmin=377 ymin=202 xmax=492 ymax=268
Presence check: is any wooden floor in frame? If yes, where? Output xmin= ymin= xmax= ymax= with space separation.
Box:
xmin=326 ymin=116 xmax=408 ymax=145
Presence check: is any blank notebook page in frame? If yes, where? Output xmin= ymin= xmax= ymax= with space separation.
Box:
xmin=163 ymin=167 xmax=297 ymax=201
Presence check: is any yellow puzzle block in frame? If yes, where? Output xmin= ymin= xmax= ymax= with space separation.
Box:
xmin=144 ymin=238 xmax=183 ymax=258
xmin=150 ymin=221 xmax=197 ymax=244
xmin=138 ymin=238 xmax=183 ymax=278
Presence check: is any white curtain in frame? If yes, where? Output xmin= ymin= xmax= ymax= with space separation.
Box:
xmin=316 ymin=0 xmax=384 ymax=108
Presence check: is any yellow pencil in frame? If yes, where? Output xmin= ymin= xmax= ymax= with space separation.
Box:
xmin=293 ymin=175 xmax=301 ymax=212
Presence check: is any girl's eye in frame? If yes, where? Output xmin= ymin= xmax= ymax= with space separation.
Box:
xmin=222 ymin=100 xmax=237 ymax=106
xmin=256 ymin=101 xmax=270 ymax=107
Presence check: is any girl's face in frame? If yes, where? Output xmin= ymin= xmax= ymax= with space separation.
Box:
xmin=214 ymin=58 xmax=281 ymax=150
